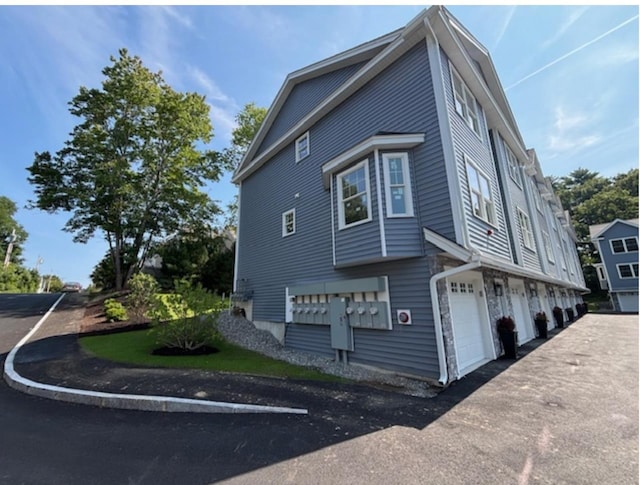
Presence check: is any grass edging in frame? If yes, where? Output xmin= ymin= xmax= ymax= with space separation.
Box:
xmin=79 ymin=327 xmax=343 ymax=382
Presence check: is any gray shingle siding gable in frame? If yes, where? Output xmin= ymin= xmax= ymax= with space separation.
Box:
xmin=236 ymin=41 xmax=450 ymax=379
xmin=255 ymin=62 xmax=366 ymax=157
xmin=439 ymin=48 xmax=512 ymax=260
xmin=599 ymin=222 xmax=639 ymax=291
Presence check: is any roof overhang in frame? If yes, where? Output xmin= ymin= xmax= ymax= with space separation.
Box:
xmin=589 ymin=218 xmax=639 ymax=240
xmin=423 ymin=227 xmax=589 ymax=292
xmin=321 ymin=133 xmax=425 ymax=188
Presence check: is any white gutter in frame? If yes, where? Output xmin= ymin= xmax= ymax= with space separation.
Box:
xmin=430 ymin=254 xmax=481 ymax=385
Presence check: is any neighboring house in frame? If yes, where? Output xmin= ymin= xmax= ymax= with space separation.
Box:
xmin=589 ymin=219 xmax=639 ymax=312
xmin=231 ymin=6 xmax=587 ymax=385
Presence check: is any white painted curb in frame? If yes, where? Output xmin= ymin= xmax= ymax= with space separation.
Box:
xmin=3 ymin=294 xmax=308 ymax=415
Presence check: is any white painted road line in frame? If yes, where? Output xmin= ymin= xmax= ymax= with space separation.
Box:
xmin=3 ymin=294 xmax=308 ymax=415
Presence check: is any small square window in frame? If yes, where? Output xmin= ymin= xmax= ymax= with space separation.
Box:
xmin=295 ymin=132 xmax=309 ymax=163
xmin=450 ymin=282 xmax=458 ymax=293
xmin=282 ymin=209 xmax=296 ymax=237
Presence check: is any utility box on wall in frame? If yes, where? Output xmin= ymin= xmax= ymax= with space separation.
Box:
xmin=330 ymin=297 xmax=353 ymax=351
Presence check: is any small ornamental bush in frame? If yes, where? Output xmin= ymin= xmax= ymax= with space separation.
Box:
xmin=497 ymin=315 xmax=516 ymax=333
xmin=104 ymin=298 xmax=128 ymax=322
xmin=534 ymin=311 xmax=548 ymax=322
xmin=151 ymin=280 xmax=226 ymax=352
xmin=126 ymin=273 xmax=160 ymax=323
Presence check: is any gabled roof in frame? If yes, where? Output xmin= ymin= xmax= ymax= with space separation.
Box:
xmin=589 ymin=218 xmax=639 ymax=240
xmin=232 ymin=5 xmax=533 ymax=184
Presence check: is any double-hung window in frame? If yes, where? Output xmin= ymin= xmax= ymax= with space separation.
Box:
xmin=617 ymin=263 xmax=639 ymax=279
xmin=543 ymin=231 xmax=554 ymax=262
xmin=505 ymin=146 xmax=522 ymax=186
xmin=517 ymin=208 xmax=535 ymax=250
xmin=531 ymin=178 xmax=543 ymax=212
xmin=382 ymin=153 xmax=414 ymax=217
xmin=451 ymin=66 xmax=481 ymax=136
xmin=465 ymin=157 xmax=496 ymax=225
xmin=282 ymin=209 xmax=296 ymax=237
xmin=337 ymin=160 xmax=371 ymax=229
xmin=295 ymin=132 xmax=309 ymax=163
xmin=610 ymin=237 xmax=639 ymax=253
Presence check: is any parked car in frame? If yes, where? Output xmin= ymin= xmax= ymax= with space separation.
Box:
xmin=61 ymin=282 xmax=82 ymax=293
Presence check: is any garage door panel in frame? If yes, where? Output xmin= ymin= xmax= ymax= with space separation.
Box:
xmin=449 ymin=278 xmax=491 ymax=374
xmin=618 ymin=293 xmax=639 ymax=312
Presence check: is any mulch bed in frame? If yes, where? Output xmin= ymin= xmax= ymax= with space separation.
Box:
xmin=80 ymin=292 xmax=149 ymax=336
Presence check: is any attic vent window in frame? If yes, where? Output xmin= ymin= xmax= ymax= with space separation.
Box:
xmin=295 ymin=132 xmax=310 ymax=163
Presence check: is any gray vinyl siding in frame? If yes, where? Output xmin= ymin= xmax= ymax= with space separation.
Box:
xmin=380 ymin=150 xmax=428 ymax=259
xmin=237 ymin=41 xmax=449 ymax=379
xmin=284 ymin=259 xmax=439 ymax=377
xmin=494 ymin=133 xmax=541 ymax=272
xmin=599 ymin=223 xmax=639 ymax=291
xmin=255 ymin=62 xmax=366 ymax=157
xmin=334 ymin=155 xmax=383 ymax=267
xmin=440 ymin=48 xmax=512 ymax=261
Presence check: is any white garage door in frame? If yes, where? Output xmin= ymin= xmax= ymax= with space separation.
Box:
xmin=618 ymin=293 xmax=639 ymax=312
xmin=509 ymin=279 xmax=534 ymax=344
xmin=448 ymin=277 xmax=492 ymax=376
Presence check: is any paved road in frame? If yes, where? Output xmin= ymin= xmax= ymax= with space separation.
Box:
xmin=0 ymin=294 xmax=637 ymax=484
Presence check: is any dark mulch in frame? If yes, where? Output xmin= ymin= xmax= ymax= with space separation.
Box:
xmin=151 ymin=345 xmax=219 ymax=356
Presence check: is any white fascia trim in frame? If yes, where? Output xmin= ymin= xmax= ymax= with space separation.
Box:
xmin=424 ymin=25 xmax=468 ymax=247
xmin=423 ymin=226 xmax=588 ymax=292
xmin=232 ymin=31 xmax=402 ymax=181
xmin=423 ymin=227 xmax=476 ymax=262
xmin=592 ymin=219 xmax=640 ymax=240
xmin=374 ymin=149 xmax=387 ymax=257
xmin=434 ymin=9 xmax=528 ymax=162
xmin=233 ymin=182 xmax=242 ymax=293
xmin=321 ymin=133 xmax=425 ymax=188
xmin=233 ymin=10 xmax=431 ymax=184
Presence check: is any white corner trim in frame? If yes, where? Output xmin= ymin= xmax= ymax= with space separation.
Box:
xmin=330 ymin=176 xmax=337 ymax=266
xmin=374 ymin=149 xmax=387 ymax=257
xmin=424 ymin=28 xmax=468 ymax=248
xmin=233 ymin=182 xmax=242 ymax=293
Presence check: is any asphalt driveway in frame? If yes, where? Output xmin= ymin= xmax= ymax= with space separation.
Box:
xmin=222 ymin=313 xmax=639 ymax=484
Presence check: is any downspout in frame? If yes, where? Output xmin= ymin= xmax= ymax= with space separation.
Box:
xmin=430 ymin=254 xmax=481 ymax=385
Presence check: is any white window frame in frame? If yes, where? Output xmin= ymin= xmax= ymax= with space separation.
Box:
xmin=563 ymin=239 xmax=575 ymax=275
xmin=617 ymin=263 xmax=639 ymax=279
xmin=517 ymin=208 xmax=535 ymax=251
xmin=295 ymin=131 xmax=309 ymax=163
xmin=543 ymin=231 xmax=554 ymax=262
xmin=465 ymin=155 xmax=496 ymax=226
xmin=382 ymin=152 xmax=414 ymax=218
xmin=337 ymin=159 xmax=372 ymax=230
xmin=450 ymin=64 xmax=481 ymax=137
xmin=609 ymin=237 xmax=639 ymax=254
xmin=505 ymin=146 xmax=522 ymax=187
xmin=531 ymin=178 xmax=543 ymax=213
xmin=282 ymin=209 xmax=296 ymax=237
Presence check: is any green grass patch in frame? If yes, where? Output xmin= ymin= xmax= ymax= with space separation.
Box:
xmin=80 ymin=328 xmax=343 ymax=382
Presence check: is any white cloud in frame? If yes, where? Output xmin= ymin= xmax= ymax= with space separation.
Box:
xmin=547 ymin=106 xmax=601 ymax=153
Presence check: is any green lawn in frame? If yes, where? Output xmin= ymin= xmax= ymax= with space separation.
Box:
xmin=80 ymin=328 xmax=343 ymax=382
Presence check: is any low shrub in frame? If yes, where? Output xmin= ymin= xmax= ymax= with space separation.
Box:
xmin=150 ymin=280 xmax=227 ymax=352
xmin=104 ymin=298 xmax=128 ymax=322
xmin=126 ymin=273 xmax=160 ymax=323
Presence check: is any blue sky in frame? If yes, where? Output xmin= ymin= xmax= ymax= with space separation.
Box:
xmin=0 ymin=5 xmax=638 ymax=288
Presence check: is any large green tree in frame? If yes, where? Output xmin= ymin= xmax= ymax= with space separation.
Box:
xmin=27 ymin=49 xmax=223 ymax=290
xmin=217 ymin=102 xmax=267 ymax=229
xmin=0 ymin=195 xmax=28 ymax=265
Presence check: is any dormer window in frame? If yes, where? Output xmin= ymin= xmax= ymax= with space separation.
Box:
xmin=295 ymin=132 xmax=309 ymax=163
